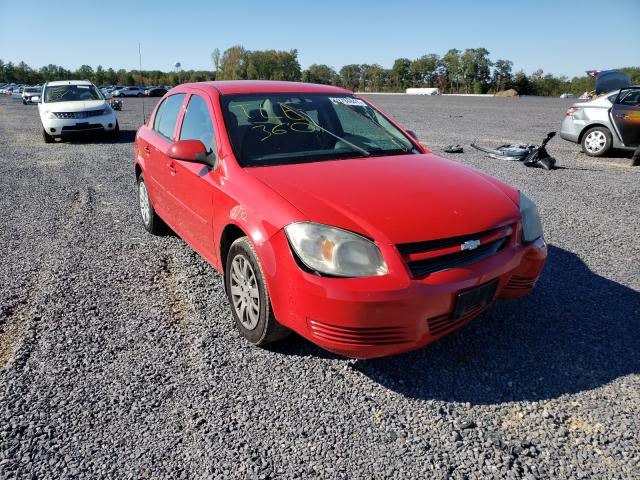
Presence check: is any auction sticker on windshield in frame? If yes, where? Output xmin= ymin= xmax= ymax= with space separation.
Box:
xmin=329 ymin=97 xmax=367 ymax=107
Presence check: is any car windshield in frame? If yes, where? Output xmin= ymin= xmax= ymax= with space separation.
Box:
xmin=44 ymin=84 xmax=103 ymax=103
xmin=220 ymin=93 xmax=417 ymax=167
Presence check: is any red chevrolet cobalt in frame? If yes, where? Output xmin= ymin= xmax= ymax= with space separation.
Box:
xmin=134 ymin=81 xmax=547 ymax=359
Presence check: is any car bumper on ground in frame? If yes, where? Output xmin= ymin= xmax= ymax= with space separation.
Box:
xmin=262 ymin=229 xmax=547 ymax=359
xmin=41 ymin=113 xmax=117 ymax=137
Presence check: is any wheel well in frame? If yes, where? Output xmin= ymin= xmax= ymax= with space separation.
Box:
xmin=220 ymin=224 xmax=247 ymax=272
xmin=135 ymin=163 xmax=142 ymax=180
xmin=579 ymin=124 xmax=610 ymax=143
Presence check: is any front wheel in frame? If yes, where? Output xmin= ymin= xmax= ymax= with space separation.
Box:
xmin=42 ymin=128 xmax=54 ymax=143
xmin=106 ymin=121 xmax=120 ymax=140
xmin=581 ymin=127 xmax=612 ymax=157
xmin=225 ymin=237 xmax=290 ymax=346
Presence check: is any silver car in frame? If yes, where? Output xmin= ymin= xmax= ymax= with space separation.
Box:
xmin=560 ymin=89 xmax=639 ymax=156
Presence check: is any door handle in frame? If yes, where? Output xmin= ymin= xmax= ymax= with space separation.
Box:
xmin=166 ymin=162 xmax=176 ymax=175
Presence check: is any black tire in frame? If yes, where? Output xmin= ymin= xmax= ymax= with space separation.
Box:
xmin=137 ymin=174 xmax=165 ymax=235
xmin=632 ymin=146 xmax=640 ymax=167
xmin=581 ymin=126 xmax=612 ymax=157
xmin=42 ymin=128 xmax=54 ymax=143
xmin=106 ymin=121 xmax=120 ymax=140
xmin=22 ymin=99 xmax=27 ymax=105
xmin=137 ymin=93 xmax=143 ymax=97
xmin=225 ymin=237 xmax=290 ymax=346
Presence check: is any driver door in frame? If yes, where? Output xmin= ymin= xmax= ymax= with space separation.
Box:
xmin=610 ymin=87 xmax=640 ymax=147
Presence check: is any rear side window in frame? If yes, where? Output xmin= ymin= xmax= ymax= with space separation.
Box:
xmin=179 ymin=95 xmax=215 ymax=151
xmin=153 ymin=93 xmax=186 ymax=140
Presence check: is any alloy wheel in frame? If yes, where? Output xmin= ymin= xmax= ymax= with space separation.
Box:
xmin=229 ymin=254 xmax=260 ymax=330
xmin=138 ymin=181 xmax=151 ymax=225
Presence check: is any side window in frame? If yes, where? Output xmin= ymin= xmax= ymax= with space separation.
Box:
xmin=179 ymin=94 xmax=215 ymax=151
xmin=617 ymin=89 xmax=640 ymax=106
xmin=153 ymin=93 xmax=186 ymax=140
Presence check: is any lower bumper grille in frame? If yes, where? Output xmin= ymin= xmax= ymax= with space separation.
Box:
xmin=505 ymin=275 xmax=536 ymax=290
xmin=61 ymin=124 xmax=104 ymax=133
xmin=308 ymin=319 xmax=410 ymax=346
xmin=427 ymin=304 xmax=487 ymax=335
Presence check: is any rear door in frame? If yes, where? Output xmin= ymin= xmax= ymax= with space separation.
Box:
xmin=610 ymin=87 xmax=640 ymax=147
xmin=171 ymin=91 xmax=218 ymax=259
xmin=145 ymin=93 xmax=187 ymax=224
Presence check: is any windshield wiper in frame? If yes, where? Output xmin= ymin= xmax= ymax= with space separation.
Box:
xmin=279 ymin=103 xmax=370 ymax=158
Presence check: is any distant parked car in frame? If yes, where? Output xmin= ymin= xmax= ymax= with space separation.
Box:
xmin=559 ymin=93 xmax=576 ymax=99
xmin=560 ymin=86 xmax=640 ymax=156
xmin=112 ymin=86 xmax=144 ymax=97
xmin=145 ymin=87 xmax=168 ymax=97
xmin=22 ymin=86 xmax=42 ymax=104
xmin=38 ymin=80 xmax=119 ymax=143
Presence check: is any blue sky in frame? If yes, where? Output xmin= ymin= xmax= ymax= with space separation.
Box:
xmin=1 ymin=0 xmax=638 ymax=78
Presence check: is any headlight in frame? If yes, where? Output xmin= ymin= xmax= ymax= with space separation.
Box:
xmin=43 ymin=110 xmax=57 ymax=119
xmin=285 ymin=222 xmax=388 ymax=277
xmin=519 ymin=192 xmax=543 ymax=242
xmin=102 ymin=105 xmax=112 ymax=115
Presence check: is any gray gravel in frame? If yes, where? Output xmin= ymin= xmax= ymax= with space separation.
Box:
xmin=1 ymin=93 xmax=639 ymax=480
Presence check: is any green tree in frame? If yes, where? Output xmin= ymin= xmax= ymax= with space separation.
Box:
xmin=211 ymin=48 xmax=221 ymax=74
xmin=411 ymin=54 xmax=440 ymax=87
xmin=302 ymin=64 xmax=338 ymax=84
xmin=339 ymin=64 xmax=361 ymax=90
xmin=219 ymin=45 xmax=248 ymax=80
xmin=441 ymin=49 xmax=461 ymax=92
xmin=492 ymin=59 xmax=513 ymax=92
xmin=390 ymin=58 xmax=412 ymax=91
xmin=76 ymin=64 xmax=94 ymax=81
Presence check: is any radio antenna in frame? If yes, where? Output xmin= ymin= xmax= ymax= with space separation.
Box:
xmin=138 ymin=42 xmax=146 ymax=125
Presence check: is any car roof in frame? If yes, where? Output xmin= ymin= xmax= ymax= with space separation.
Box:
xmin=46 ymin=80 xmax=93 ymax=87
xmin=178 ymin=80 xmax=352 ymax=96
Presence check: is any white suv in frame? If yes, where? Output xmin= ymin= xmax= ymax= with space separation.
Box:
xmin=39 ymin=80 xmax=119 ymax=143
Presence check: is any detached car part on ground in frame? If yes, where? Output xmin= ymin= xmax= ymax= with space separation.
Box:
xmin=471 ymin=132 xmax=557 ymax=170
xmin=134 ymin=80 xmax=547 ymax=359
xmin=38 ymin=80 xmax=119 ymax=143
xmin=560 ymin=84 xmax=640 ymax=158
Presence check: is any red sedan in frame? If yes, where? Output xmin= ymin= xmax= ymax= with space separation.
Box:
xmin=134 ymin=81 xmax=547 ymax=359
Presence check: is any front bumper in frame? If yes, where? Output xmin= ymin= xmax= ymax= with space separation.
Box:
xmin=261 ymin=230 xmax=547 ymax=359
xmin=41 ymin=112 xmax=117 ymax=136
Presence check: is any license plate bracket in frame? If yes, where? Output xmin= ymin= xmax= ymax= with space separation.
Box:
xmin=453 ymin=279 xmax=498 ymax=321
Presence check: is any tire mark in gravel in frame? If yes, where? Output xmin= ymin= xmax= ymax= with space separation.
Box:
xmin=0 ymin=187 xmax=92 ymax=370
xmin=156 ymin=253 xmax=204 ymax=368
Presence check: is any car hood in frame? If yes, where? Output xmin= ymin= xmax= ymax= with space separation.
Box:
xmin=247 ymin=153 xmax=520 ymax=245
xmin=39 ymin=100 xmax=107 ymax=112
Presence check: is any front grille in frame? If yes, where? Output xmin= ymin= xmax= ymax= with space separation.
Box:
xmin=427 ymin=304 xmax=487 ymax=335
xmin=397 ymin=225 xmax=512 ymax=278
xmin=406 ymin=237 xmax=508 ymax=277
xmin=308 ymin=319 xmax=409 ymax=346
xmin=397 ymin=226 xmax=506 ymax=255
xmin=54 ymin=109 xmax=104 ymax=119
xmin=61 ymin=124 xmax=103 ymax=132
xmin=505 ymin=275 xmax=536 ymax=291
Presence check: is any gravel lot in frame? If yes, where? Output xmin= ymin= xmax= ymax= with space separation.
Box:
xmin=0 ymin=93 xmax=638 ymax=480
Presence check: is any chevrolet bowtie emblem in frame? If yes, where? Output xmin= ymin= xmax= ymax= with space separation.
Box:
xmin=461 ymin=240 xmax=481 ymax=251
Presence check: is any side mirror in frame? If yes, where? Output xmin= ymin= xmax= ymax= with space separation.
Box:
xmin=168 ymin=140 xmax=217 ymax=168
xmin=406 ymin=129 xmax=419 ymax=141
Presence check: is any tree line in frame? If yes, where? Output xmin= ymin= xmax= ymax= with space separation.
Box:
xmin=2 ymin=46 xmax=638 ymax=97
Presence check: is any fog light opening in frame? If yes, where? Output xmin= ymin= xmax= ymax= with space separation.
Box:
xmin=108 ymin=123 xmax=113 ymax=128
xmin=50 ymin=128 xmax=56 ymax=133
